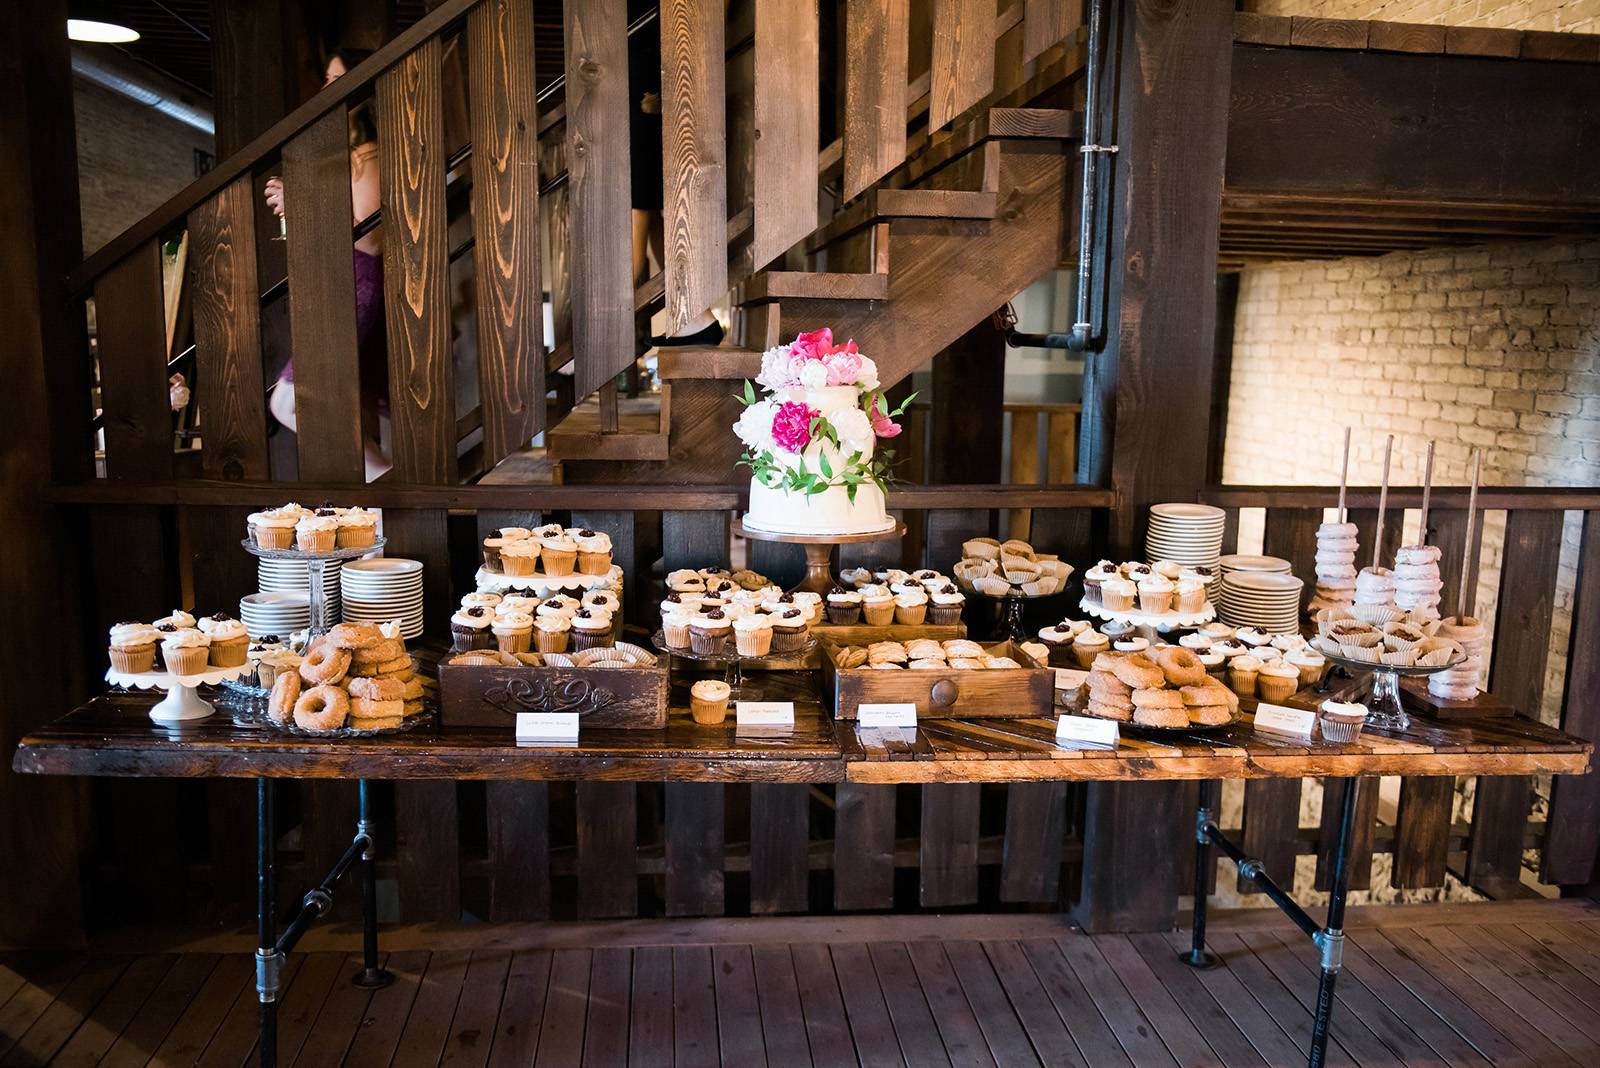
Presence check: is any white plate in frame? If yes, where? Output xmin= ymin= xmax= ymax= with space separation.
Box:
xmin=1150 ymin=503 xmax=1226 ymax=521
xmin=343 ymin=557 xmax=422 ymax=575
xmin=1224 ymin=571 xmax=1303 ymax=591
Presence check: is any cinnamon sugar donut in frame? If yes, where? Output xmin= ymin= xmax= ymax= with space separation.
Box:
xmin=1155 ymin=646 xmax=1206 ymax=687
xmin=326 ymin=623 xmax=383 ymax=651
xmin=351 ymin=637 xmax=404 ymax=664
xmin=298 ymin=639 xmax=352 ymax=685
xmin=349 ymin=697 xmax=404 ymax=720
xmin=348 ymin=715 xmax=403 ymax=731
xmin=346 ymin=676 xmax=406 ymax=701
xmin=267 ymin=671 xmax=301 ymax=725
xmin=293 ymin=684 xmax=349 ymax=731
xmin=1109 ymin=652 xmax=1164 ymax=690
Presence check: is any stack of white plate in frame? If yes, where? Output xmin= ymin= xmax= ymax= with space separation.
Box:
xmin=341 ymin=558 xmax=424 ymax=639
xmin=239 ymin=592 xmax=311 ymax=640
xmin=1217 ymin=569 xmax=1303 ymax=633
xmin=1145 ymin=503 xmax=1227 ymax=595
xmin=258 ymin=559 xmax=342 ymax=620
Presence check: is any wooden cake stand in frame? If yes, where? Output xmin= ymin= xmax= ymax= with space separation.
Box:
xmin=733 ymin=518 xmax=906 ymax=595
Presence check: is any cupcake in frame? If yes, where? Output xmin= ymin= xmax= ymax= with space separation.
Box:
xmin=1081 ymin=560 xmax=1118 ymax=606
xmin=1227 ymin=654 xmax=1261 ymax=698
xmin=1178 ymin=632 xmax=1212 ymax=652
xmin=252 ymin=509 xmax=299 ymax=550
xmin=571 ymin=607 xmax=614 ymax=651
xmin=1175 ymin=579 xmax=1207 ymax=614
xmin=461 ymin=591 xmax=503 ymax=610
xmin=247 ymin=638 xmax=286 ymax=685
xmin=534 ymin=614 xmax=571 ymax=653
xmin=1101 ymin=578 xmax=1136 ymax=612
xmin=859 ymin=585 xmax=894 ymax=625
xmin=451 ymin=606 xmax=495 ymax=651
xmin=159 ymin=626 xmax=210 ymax=675
xmin=582 ymin=589 xmax=619 ymax=614
xmin=893 ymin=588 xmax=928 ymax=626
xmin=499 ymin=539 xmax=540 ymax=577
xmin=1071 ymin=629 xmax=1109 ymax=669
xmin=1099 ymin=619 xmax=1135 ymax=643
xmin=792 ymin=591 xmax=824 ymax=625
xmin=1198 ymin=650 xmax=1227 ymax=677
xmin=662 ymin=608 xmax=692 ymax=650
xmin=200 ymin=614 xmax=250 ymax=667
xmin=480 ymin=527 xmax=528 ymax=571
xmin=1289 ymin=650 xmax=1328 ymax=689
xmin=734 ymin=614 xmax=773 ymax=656
xmin=826 ymin=588 xmax=863 ymax=624
xmin=108 ymin=622 xmax=161 ymax=674
xmin=928 ymin=584 xmax=965 ymax=625
xmin=769 ymin=607 xmax=810 ymax=653
xmin=337 ymin=508 xmax=379 ymax=549
xmin=1137 ymin=575 xmax=1174 ymax=613
xmin=540 ymin=531 xmax=578 ymax=576
xmin=1200 ymin=621 xmax=1234 ymax=641
xmin=1320 ymin=700 xmax=1369 ymax=742
xmin=573 ymin=529 xmax=613 ymax=575
xmin=667 ymin=569 xmax=707 ymax=594
xmin=1257 ymin=661 xmax=1301 ymax=703
xmin=690 ymin=679 xmax=732 ymax=725
xmin=154 ymin=609 xmax=197 ymax=630
xmin=689 ymin=609 xmax=733 ymax=656
xmin=1037 ymin=622 xmax=1078 ymax=655
xmin=497 ymin=593 xmax=539 ymax=616
xmin=1154 ymin=560 xmax=1183 ymax=581
xmin=295 ymin=514 xmax=338 ymax=553
xmin=1113 ymin=637 xmax=1149 ymax=653
xmin=492 ymin=610 xmax=534 ymax=654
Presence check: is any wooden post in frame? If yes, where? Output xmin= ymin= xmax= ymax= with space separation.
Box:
xmin=1076 ymin=0 xmax=1233 ymax=934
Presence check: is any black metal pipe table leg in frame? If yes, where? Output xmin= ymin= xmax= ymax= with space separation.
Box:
xmin=256 ymin=778 xmax=280 ymax=1068
xmin=1182 ymin=779 xmax=1219 ymax=968
xmin=352 ymin=779 xmax=393 ymax=990
xmin=1307 ymin=776 xmax=1359 ymax=1068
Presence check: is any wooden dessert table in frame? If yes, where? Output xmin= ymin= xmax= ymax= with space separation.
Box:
xmin=12 ymin=674 xmax=1591 ymax=1068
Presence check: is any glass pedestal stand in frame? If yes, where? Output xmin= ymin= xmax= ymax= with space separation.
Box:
xmin=241 ymin=537 xmax=386 ymax=636
xmin=1316 ymin=648 xmax=1466 ymax=731
xmin=970 ymin=590 xmax=1067 ymax=642
xmin=651 ymin=631 xmax=818 ymax=699
xmin=732 ymin=519 xmax=906 ymax=595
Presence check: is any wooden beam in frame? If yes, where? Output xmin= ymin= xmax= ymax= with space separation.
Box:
xmin=751 ymin=0 xmax=818 ymax=269
xmin=1544 ymin=508 xmax=1600 ymax=887
xmin=95 ymin=243 xmax=175 ymax=481
xmin=661 ymin=0 xmax=729 ymax=330
xmin=842 ymin=0 xmax=910 ymax=199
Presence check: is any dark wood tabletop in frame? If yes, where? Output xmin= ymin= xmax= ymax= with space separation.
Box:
xmin=11 ymin=672 xmax=1591 ymax=783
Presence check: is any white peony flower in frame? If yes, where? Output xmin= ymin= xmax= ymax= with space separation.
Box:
xmin=734 ymin=400 xmax=777 ymax=453
xmin=797 ymin=359 xmax=830 ymax=390
xmin=754 ymin=345 xmax=795 ymax=391
xmin=829 ymin=405 xmax=875 ymax=457
xmin=855 ymin=355 xmax=880 ymax=391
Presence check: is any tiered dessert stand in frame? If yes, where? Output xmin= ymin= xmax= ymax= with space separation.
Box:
xmin=732 ymin=518 xmax=907 ymax=595
xmin=1077 ymin=597 xmax=1216 ymax=638
xmin=964 ymin=584 xmax=1069 ymax=642
xmin=241 ymin=536 xmax=386 ymax=635
xmin=108 ymin=663 xmax=251 ymax=723
xmin=651 ymin=631 xmax=818 ymax=697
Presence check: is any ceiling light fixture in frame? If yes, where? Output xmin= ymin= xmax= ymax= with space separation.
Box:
xmin=68 ymin=18 xmax=139 ymax=44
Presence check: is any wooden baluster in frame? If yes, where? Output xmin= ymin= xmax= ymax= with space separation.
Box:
xmin=750 ymin=784 xmax=809 ymax=913
xmin=1262 ymin=506 xmax=1320 ymax=615
xmin=538 ymin=134 xmax=573 ymax=355
xmin=920 ymin=783 xmax=980 ymax=906
xmin=1000 ymin=783 xmax=1067 ymax=903
xmin=564 ymin=0 xmax=634 ymax=401
xmin=469 ymin=0 xmax=545 ymax=463
xmin=1429 ymin=505 xmax=1484 ymax=620
xmin=188 ymin=176 xmax=268 ymax=481
xmin=95 ymin=243 xmax=174 ymax=481
xmin=752 ymin=0 xmax=818 ymax=268
xmin=834 ymin=783 xmax=897 ymax=910
xmin=1348 ymin=506 xmax=1404 ymax=571
xmin=1023 ymin=0 xmax=1078 ymax=64
xmin=1543 ymin=509 xmax=1600 ymax=887
xmin=1469 ymin=508 xmax=1563 ymax=896
xmin=663 ymin=510 xmax=731 ymax=570
xmin=661 ymin=0 xmax=729 ymax=330
xmin=1237 ymin=779 xmax=1300 ymax=895
xmin=666 ymin=783 xmax=725 ymax=917
xmin=1314 ymin=776 xmax=1377 ymax=891
xmin=282 ymin=107 xmax=364 ymax=482
xmin=377 ymin=36 xmax=456 ymax=483
xmin=577 ymin=781 xmax=638 ymax=918
xmin=1006 ymin=408 xmax=1040 ymax=540
xmin=930 ymin=0 xmax=996 ymax=131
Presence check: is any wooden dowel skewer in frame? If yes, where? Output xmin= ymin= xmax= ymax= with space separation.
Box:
xmin=1418 ymin=440 xmax=1435 ymax=545
xmin=1372 ymin=434 xmax=1393 ymax=570
xmin=1458 ymin=448 xmax=1481 ymax=617
xmin=1338 ymin=426 xmax=1351 ymax=523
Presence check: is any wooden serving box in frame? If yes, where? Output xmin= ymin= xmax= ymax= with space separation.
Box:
xmin=1399 ymin=675 xmax=1515 ymax=719
xmin=820 ymin=639 xmax=1052 ymax=720
xmin=437 ymin=663 xmax=668 ymax=730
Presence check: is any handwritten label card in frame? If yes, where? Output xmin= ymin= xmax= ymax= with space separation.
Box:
xmin=1054 ymin=668 xmax=1089 ymax=691
xmin=516 ymin=711 xmax=580 ymax=742
xmin=1253 ymin=703 xmax=1316 ymax=737
xmin=1056 ymin=715 xmax=1120 ymax=747
xmin=858 ymin=703 xmax=918 ymax=729
xmin=736 ymin=701 xmax=795 ymax=732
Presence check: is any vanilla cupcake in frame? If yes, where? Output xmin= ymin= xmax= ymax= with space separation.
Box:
xmin=666 ymin=569 xmax=706 ymax=594
xmin=1257 ymin=661 xmax=1300 ymax=703
xmin=499 ymin=538 xmax=540 ymax=577
xmin=1101 ymin=578 xmax=1136 ymax=612
xmin=534 ymin=614 xmax=571 ymax=653
xmin=1071 ymin=629 xmax=1109 ymax=669
xmin=540 ymin=531 xmax=578 ymax=576
xmin=158 ymin=626 xmax=210 ymax=675
xmin=1175 ymin=578 xmax=1207 ymax=614
xmin=497 ymin=594 xmax=540 ymax=617
xmin=1228 ymin=654 xmax=1261 ymax=698
xmin=928 ymin=584 xmax=965 ymax=625
xmin=252 ymin=509 xmax=299 ymax=550
xmin=826 ymin=588 xmax=863 ymax=624
xmin=573 ymin=528 xmax=613 ymax=575
xmin=662 ymin=607 xmax=693 ymax=650
xmin=571 ymin=607 xmax=614 ymax=651
xmin=689 ymin=609 xmax=733 ymax=656
xmin=108 ymin=622 xmax=161 ymax=674
xmin=537 ymin=595 xmax=581 ymax=620
xmin=582 ymin=589 xmax=619 ymax=614
xmin=859 ymin=584 xmax=895 ymax=626
xmin=1113 ymin=637 xmax=1149 ymax=653
xmin=1082 ymin=560 xmax=1119 ymax=606
xmin=154 ymin=609 xmax=197 ymax=631
xmin=486 ymin=610 xmax=531 ymax=654
xmin=734 ymin=613 xmax=773 ymax=656
xmin=294 ymin=514 xmax=338 ymax=553
xmin=1178 ymin=632 xmax=1212 ymax=652
xmin=1137 ymin=575 xmax=1174 ymax=613
xmin=336 ymin=507 xmax=379 ymax=548
xmin=894 ymin=588 xmax=928 ymax=626
xmin=461 ymin=591 xmax=503 ymax=610
xmin=1198 ymin=650 xmax=1227 ymax=677
xmin=199 ymin=614 xmax=250 ymax=667
xmin=690 ymin=679 xmax=732 ymax=725
xmin=1154 ymin=560 xmax=1183 ymax=581
xmin=1289 ymin=650 xmax=1328 ymax=689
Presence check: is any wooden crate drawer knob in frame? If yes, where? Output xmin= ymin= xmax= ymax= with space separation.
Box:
xmin=930 ymin=679 xmax=960 ymax=709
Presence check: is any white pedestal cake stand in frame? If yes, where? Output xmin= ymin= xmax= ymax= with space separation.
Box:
xmin=732 ymin=519 xmax=907 ymax=595
xmin=107 ymin=664 xmax=251 ymax=722
xmin=1079 ymin=597 xmax=1217 ymax=637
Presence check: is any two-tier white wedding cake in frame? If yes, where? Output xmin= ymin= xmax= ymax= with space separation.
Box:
xmin=734 ymin=330 xmax=907 ymax=536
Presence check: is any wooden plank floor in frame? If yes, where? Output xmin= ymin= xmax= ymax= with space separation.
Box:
xmin=3 ymin=901 xmax=1598 ymax=1066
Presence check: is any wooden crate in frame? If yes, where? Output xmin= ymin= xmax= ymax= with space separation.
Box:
xmin=437 ymin=663 xmax=669 ymax=730
xmin=1400 ymin=675 xmax=1516 ymax=719
xmin=820 ymin=639 xmax=1052 ymax=719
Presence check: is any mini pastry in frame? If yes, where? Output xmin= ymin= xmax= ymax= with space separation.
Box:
xmin=667 ymin=569 xmax=707 ymax=593
xmin=690 ymin=679 xmax=732 ymax=725
xmin=108 ymin=622 xmax=162 ymax=674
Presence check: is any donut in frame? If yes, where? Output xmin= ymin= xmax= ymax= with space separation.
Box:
xmin=1086 ymin=671 xmax=1132 ymax=698
xmin=293 ymin=684 xmax=349 ymax=731
xmin=347 ymin=676 xmax=406 ymax=701
xmin=1134 ymin=702 xmax=1189 ymax=728
xmin=299 ymin=640 xmax=352 ymax=685
xmin=402 ymin=699 xmax=427 ymax=717
xmin=1179 ymin=681 xmax=1230 ymax=707
xmin=1085 ymin=700 xmax=1132 ymax=722
xmin=400 ymin=677 xmax=426 ymax=701
xmin=1131 ymin=688 xmax=1183 ymax=710
xmin=1109 ymin=653 xmax=1164 ymax=690
xmin=373 ymin=656 xmax=414 ymax=675
xmin=348 ymin=716 xmax=403 ymax=732
xmin=1155 ymin=647 xmax=1206 ymax=687
xmin=349 ymin=697 xmax=404 ymax=720
xmin=1188 ymin=704 xmax=1233 ymax=726
xmin=1090 ymin=652 xmax=1123 ymax=674
xmin=268 ymin=671 xmax=301 ymax=725
xmin=326 ymin=623 xmax=383 ymax=650
xmin=351 ymin=637 xmax=405 ymax=664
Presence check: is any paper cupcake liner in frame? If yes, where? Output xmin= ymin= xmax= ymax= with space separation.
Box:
xmin=1381 ymin=632 xmax=1421 ymax=653
xmin=1350 ymin=604 xmax=1405 ymax=625
xmin=1380 ymin=648 xmax=1418 ymax=667
xmin=1417 ymin=647 xmax=1455 ymax=667
xmin=1339 ymin=643 xmax=1382 ymax=663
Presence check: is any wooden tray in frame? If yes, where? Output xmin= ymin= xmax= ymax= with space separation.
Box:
xmin=820 ymin=639 xmax=1051 ymax=720
xmin=1400 ymin=675 xmax=1515 ymax=719
xmin=438 ymin=662 xmax=668 ymax=730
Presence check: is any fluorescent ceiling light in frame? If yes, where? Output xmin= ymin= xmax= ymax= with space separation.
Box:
xmin=68 ymin=19 xmax=140 ymax=44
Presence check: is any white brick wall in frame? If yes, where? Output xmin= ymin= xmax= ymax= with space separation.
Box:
xmin=1245 ymin=0 xmax=1600 ymax=33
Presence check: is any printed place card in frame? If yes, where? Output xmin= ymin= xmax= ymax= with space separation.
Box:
xmin=736 ymin=701 xmax=795 ymax=728
xmin=515 ymin=711 xmax=580 ymax=742
xmin=1056 ymin=715 xmax=1119 ymax=746
xmin=1054 ymin=668 xmax=1089 ymax=691
xmin=858 ymin=703 xmax=918 ymax=729
xmin=1253 ymin=703 xmax=1316 ymax=737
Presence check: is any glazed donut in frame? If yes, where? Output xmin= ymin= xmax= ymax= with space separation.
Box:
xmin=298 ymin=640 xmax=352 ymax=685
xmin=268 ymin=671 xmax=301 ymax=725
xmin=372 ymin=656 xmax=414 ymax=676
xmin=350 ymin=697 xmax=404 ymax=720
xmin=1109 ymin=652 xmax=1164 ymax=690
xmin=1156 ymin=647 xmax=1206 ymax=687
xmin=346 ymin=676 xmax=406 ymax=701
xmin=326 ymin=623 xmax=383 ymax=651
xmin=348 ymin=715 xmax=403 ymax=731
xmin=293 ymin=684 xmax=349 ymax=731
xmin=351 ymin=637 xmax=405 ymax=665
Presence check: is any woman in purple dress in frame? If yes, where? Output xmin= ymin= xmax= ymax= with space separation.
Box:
xmin=264 ymin=49 xmax=391 ymax=480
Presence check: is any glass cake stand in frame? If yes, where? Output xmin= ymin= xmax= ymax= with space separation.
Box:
xmin=732 ymin=519 xmax=906 ymax=595
xmin=651 ymin=630 xmax=818 ymax=696
xmin=1316 ymin=647 xmax=1466 ymax=731
xmin=241 ymin=536 xmax=385 ymax=635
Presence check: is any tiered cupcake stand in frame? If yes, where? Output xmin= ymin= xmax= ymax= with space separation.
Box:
xmin=1078 ymin=597 xmax=1216 ymax=638
xmin=732 ymin=519 xmax=907 ymax=594
xmin=651 ymin=631 xmax=819 ymax=697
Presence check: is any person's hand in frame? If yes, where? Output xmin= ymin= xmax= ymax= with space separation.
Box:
xmin=169 ymin=373 xmax=190 ymax=411
xmin=265 ymin=177 xmax=285 ymax=217
xmin=640 ymin=90 xmax=660 ymax=115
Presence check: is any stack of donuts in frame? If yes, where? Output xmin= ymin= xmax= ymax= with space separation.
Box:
xmin=1084 ymin=646 xmax=1238 ymax=728
xmin=267 ymin=622 xmax=427 ymax=733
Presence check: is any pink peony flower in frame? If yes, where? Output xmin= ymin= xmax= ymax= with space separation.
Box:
xmin=790 ymin=328 xmax=834 ymax=361
xmin=826 ymin=337 xmax=858 ymax=358
xmin=771 ymin=401 xmax=820 ymax=453
xmin=869 ymin=397 xmax=902 ymax=439
xmin=824 ymin=350 xmax=862 ymax=386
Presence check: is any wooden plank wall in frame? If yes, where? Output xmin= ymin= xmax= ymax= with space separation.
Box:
xmin=751 ymin=0 xmax=818 ymax=268
xmin=842 ymin=0 xmax=909 ymax=199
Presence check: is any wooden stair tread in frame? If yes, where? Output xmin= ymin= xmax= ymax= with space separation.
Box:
xmin=545 ymin=395 xmax=669 ymax=462
xmin=737 ymin=270 xmax=889 ymax=304
xmin=806 ymin=189 xmax=1000 ymax=254
xmin=655 ymin=347 xmax=764 ymax=380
